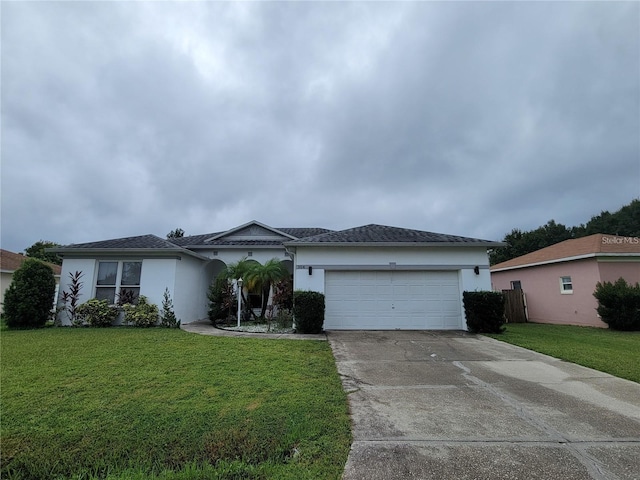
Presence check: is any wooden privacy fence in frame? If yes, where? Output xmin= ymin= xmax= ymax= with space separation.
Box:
xmin=502 ymin=289 xmax=528 ymax=323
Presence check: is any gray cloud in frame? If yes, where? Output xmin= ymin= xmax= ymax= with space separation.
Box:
xmin=1 ymin=1 xmax=638 ymax=252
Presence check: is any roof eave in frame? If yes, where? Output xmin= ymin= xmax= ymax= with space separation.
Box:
xmin=186 ymin=244 xmax=285 ymax=250
xmin=52 ymin=248 xmax=209 ymax=261
xmin=284 ymin=241 xmax=505 ymax=248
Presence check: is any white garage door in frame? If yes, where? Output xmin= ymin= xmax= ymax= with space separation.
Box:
xmin=324 ymin=270 xmax=462 ymax=330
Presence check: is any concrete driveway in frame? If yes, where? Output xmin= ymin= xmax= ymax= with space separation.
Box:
xmin=327 ymin=330 xmax=640 ymax=480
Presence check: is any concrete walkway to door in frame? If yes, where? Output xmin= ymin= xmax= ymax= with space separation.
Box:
xmin=327 ymin=331 xmax=640 ymax=480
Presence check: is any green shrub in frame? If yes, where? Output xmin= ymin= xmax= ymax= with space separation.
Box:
xmin=208 ymin=277 xmax=236 ymax=324
xmin=160 ymin=288 xmax=181 ymax=328
xmin=593 ymin=278 xmax=640 ymax=331
xmin=463 ymin=291 xmax=505 ymax=334
xmin=3 ymin=258 xmax=56 ymax=329
xmin=275 ymin=308 xmax=294 ymax=330
xmin=293 ymin=291 xmax=325 ymax=334
xmin=75 ymin=299 xmax=119 ymax=327
xmin=123 ymin=296 xmax=159 ymax=327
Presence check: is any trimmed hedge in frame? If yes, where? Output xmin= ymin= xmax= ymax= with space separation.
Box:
xmin=293 ymin=291 xmax=325 ymax=334
xmin=593 ymin=278 xmax=640 ymax=331
xmin=463 ymin=291 xmax=505 ymax=334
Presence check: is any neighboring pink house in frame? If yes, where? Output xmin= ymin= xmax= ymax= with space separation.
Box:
xmin=491 ymin=234 xmax=640 ymax=327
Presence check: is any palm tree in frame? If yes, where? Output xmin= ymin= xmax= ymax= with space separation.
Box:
xmin=245 ymin=258 xmax=289 ymax=318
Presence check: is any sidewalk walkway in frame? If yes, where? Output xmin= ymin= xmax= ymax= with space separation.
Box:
xmin=180 ymin=319 xmax=327 ymax=341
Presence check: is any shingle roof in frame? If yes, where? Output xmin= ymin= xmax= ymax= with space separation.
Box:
xmin=170 ymin=227 xmax=334 ymax=248
xmin=285 ymin=224 xmax=503 ymax=246
xmin=63 ymin=234 xmax=181 ymax=250
xmin=0 ymin=249 xmax=62 ymax=275
xmin=278 ymin=228 xmax=335 ymax=238
xmin=194 ymin=240 xmax=286 ymax=247
xmin=52 ymin=223 xmax=502 ymax=254
xmin=168 ymin=233 xmax=223 ymax=247
xmin=491 ymin=233 xmax=640 ymax=271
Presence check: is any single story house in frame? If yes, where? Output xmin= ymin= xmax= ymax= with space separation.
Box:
xmin=491 ymin=234 xmax=640 ymax=327
xmin=1 ymin=249 xmax=62 ymax=313
xmin=52 ymin=221 xmax=502 ymax=330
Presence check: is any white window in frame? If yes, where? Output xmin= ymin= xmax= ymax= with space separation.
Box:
xmin=95 ymin=261 xmax=142 ymax=304
xmin=560 ymin=276 xmax=573 ymax=294
xmin=511 ymin=280 xmax=522 ymax=290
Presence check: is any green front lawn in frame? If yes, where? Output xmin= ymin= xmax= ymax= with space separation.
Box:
xmin=0 ymin=328 xmax=351 ymax=480
xmin=486 ymin=323 xmax=640 ymax=383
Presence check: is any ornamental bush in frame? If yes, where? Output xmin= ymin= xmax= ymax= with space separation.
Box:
xmin=293 ymin=291 xmax=325 ymax=334
xmin=75 ymin=299 xmax=118 ymax=327
xmin=59 ymin=271 xmax=84 ymax=326
xmin=593 ymin=278 xmax=640 ymax=331
xmin=463 ymin=291 xmax=505 ymax=334
xmin=123 ymin=296 xmax=159 ymax=327
xmin=3 ymin=258 xmax=56 ymax=329
xmin=160 ymin=288 xmax=181 ymax=328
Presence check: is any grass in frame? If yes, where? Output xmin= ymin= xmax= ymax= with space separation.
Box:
xmin=485 ymin=323 xmax=640 ymax=383
xmin=0 ymin=328 xmax=351 ymax=479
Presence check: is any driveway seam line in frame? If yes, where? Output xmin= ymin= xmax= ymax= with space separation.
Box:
xmin=352 ymin=439 xmax=640 ymax=445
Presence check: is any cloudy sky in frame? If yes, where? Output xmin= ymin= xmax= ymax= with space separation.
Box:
xmin=2 ymin=1 xmax=638 ymax=252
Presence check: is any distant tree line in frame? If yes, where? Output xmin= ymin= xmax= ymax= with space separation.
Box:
xmin=166 ymin=228 xmax=185 ymax=239
xmin=490 ymin=199 xmax=640 ymax=265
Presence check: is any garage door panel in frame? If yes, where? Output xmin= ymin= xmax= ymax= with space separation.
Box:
xmin=325 ymin=270 xmax=462 ymax=330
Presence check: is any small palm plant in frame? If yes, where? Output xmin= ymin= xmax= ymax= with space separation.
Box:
xmin=245 ymin=258 xmax=290 ymax=319
xmin=219 ymin=258 xmax=257 ymax=321
xmin=218 ymin=258 xmax=290 ymax=323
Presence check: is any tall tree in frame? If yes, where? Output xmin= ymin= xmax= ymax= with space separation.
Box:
xmin=581 ymin=199 xmax=640 ymax=237
xmin=24 ymin=240 xmax=62 ymax=265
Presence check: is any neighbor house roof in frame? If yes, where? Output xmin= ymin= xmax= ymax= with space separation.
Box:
xmin=0 ymin=249 xmax=62 ymax=275
xmin=491 ymin=233 xmax=640 ymax=272
xmin=285 ymin=224 xmax=504 ymax=247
